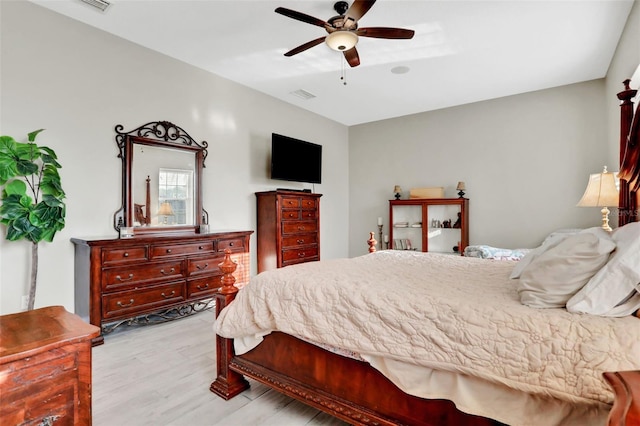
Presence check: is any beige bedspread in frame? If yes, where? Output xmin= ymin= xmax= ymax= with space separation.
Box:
xmin=215 ymin=250 xmax=640 ymax=407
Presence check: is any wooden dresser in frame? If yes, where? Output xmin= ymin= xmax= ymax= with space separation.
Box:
xmin=71 ymin=230 xmax=252 ymax=345
xmin=255 ymin=190 xmax=321 ymax=272
xmin=0 ymin=306 xmax=100 ymax=425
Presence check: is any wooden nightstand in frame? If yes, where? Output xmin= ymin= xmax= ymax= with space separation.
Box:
xmin=0 ymin=306 xmax=100 ymax=425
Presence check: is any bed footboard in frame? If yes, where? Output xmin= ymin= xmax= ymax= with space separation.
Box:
xmin=604 ymin=371 xmax=640 ymax=425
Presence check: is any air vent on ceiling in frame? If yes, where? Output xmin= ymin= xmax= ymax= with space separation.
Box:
xmin=78 ymin=0 xmax=111 ymax=12
xmin=290 ymin=89 xmax=316 ymax=100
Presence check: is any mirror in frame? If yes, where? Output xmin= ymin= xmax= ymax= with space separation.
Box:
xmin=113 ymin=121 xmax=208 ymax=235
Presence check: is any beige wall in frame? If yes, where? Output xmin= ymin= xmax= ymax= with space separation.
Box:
xmin=348 ymin=80 xmax=607 ymax=253
xmin=0 ymin=1 xmax=349 ymax=314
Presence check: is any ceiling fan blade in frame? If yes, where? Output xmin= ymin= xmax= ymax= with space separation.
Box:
xmin=284 ymin=36 xmax=327 ymax=57
xmin=275 ymin=7 xmax=330 ymax=29
xmin=343 ymin=47 xmax=360 ymax=67
xmin=343 ymin=0 xmax=376 ymax=29
xmin=356 ymin=27 xmax=415 ymax=39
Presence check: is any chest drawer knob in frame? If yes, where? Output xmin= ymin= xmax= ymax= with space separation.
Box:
xmin=123 ymin=252 xmax=129 ymax=257
xmin=166 ymin=249 xmax=172 ymax=253
xmin=161 ymin=291 xmax=176 ymax=299
xmin=159 ymin=268 xmax=176 ymax=275
xmin=199 ymin=246 xmax=204 ymax=250
xmin=117 ymin=299 xmax=134 ymax=307
xmin=229 ymin=242 xmax=234 ymax=246
xmin=116 ymin=274 xmax=134 ymax=282
xmin=196 ymin=263 xmax=209 ymax=270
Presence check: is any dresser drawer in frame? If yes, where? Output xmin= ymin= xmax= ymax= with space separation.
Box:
xmin=301 ymin=198 xmax=317 ymax=209
xmin=102 ymin=282 xmax=185 ymax=319
xmin=282 ymin=221 xmax=318 ymax=234
xmin=102 ymin=260 xmax=184 ymax=291
xmin=280 ymin=197 xmax=301 ymax=208
xmin=217 ymin=237 xmax=245 ymax=253
xmin=187 ymin=255 xmax=223 ymax=277
xmin=299 ymin=209 xmax=317 ymax=219
xmin=282 ymin=246 xmax=319 ymax=264
xmin=281 ymin=233 xmax=318 ymax=248
xmin=281 ymin=209 xmax=301 ymax=220
xmin=150 ymin=241 xmax=214 ymax=259
xmin=102 ymin=246 xmax=148 ymax=265
xmin=187 ymin=275 xmax=222 ymax=299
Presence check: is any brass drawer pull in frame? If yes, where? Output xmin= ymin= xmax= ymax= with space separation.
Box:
xmin=229 ymin=242 xmax=234 ymax=246
xmin=297 ymin=226 xmax=305 ymax=231
xmin=117 ymin=299 xmax=134 ymax=307
xmin=159 ymin=268 xmax=176 ymax=275
xmin=199 ymin=245 xmax=204 ymax=250
xmin=161 ymin=291 xmax=176 ymax=299
xmin=196 ymin=283 xmax=210 ymax=291
xmin=196 ymin=263 xmax=209 ymax=270
xmin=115 ymin=274 xmax=134 ymax=282
xmin=123 ymin=252 xmax=129 ymax=257
xmin=298 ymin=252 xmax=306 ymax=257
xmin=166 ymin=249 xmax=172 ymax=253
xmin=297 ymin=239 xmax=305 ymax=244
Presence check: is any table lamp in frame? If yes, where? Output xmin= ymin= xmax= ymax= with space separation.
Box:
xmin=576 ymin=166 xmax=619 ymax=231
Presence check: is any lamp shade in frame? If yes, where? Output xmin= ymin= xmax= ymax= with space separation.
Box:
xmin=326 ymin=30 xmax=358 ymax=51
xmin=158 ymin=202 xmax=174 ymax=216
xmin=393 ymin=185 xmax=402 ymax=194
xmin=577 ymin=167 xmax=619 ymax=207
xmin=456 ymin=181 xmax=466 ymax=191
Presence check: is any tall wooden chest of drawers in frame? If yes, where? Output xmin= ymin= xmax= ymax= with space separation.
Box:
xmin=256 ymin=190 xmax=322 ymax=272
xmin=0 ymin=306 xmax=100 ymax=425
xmin=71 ymin=230 xmax=252 ymax=345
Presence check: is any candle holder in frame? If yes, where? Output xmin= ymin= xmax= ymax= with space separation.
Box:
xmin=378 ymin=224 xmax=383 ymax=251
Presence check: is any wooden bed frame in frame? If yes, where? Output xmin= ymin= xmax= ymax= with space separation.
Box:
xmin=211 ymin=81 xmax=640 ymax=425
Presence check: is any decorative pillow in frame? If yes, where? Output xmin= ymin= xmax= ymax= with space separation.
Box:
xmin=509 ymin=228 xmax=583 ymax=279
xmin=567 ymin=222 xmax=640 ymax=317
xmin=517 ymin=232 xmax=615 ymax=309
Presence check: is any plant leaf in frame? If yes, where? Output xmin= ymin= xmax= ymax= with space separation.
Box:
xmin=27 ymin=129 xmax=45 ymax=142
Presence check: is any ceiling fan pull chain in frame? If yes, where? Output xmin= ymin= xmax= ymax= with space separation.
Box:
xmin=340 ymin=55 xmax=347 ymax=86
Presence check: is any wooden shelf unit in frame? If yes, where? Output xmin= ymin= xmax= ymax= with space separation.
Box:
xmin=389 ymin=198 xmax=469 ymax=254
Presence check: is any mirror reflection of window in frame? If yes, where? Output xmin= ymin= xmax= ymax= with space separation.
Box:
xmin=158 ymin=168 xmax=193 ymax=225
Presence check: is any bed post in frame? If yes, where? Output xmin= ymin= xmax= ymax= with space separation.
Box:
xmin=210 ymin=249 xmax=250 ymax=399
xmin=617 ymin=80 xmax=637 ymax=226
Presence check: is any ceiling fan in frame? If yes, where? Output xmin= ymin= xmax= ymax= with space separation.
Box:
xmin=275 ymin=0 xmax=415 ymax=67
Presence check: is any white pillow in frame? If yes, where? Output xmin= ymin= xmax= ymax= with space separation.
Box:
xmin=509 ymin=228 xmax=584 ymax=279
xmin=567 ymin=222 xmax=640 ymax=317
xmin=517 ymin=232 xmax=615 ymax=308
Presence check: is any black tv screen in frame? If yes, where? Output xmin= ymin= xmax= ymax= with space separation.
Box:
xmin=271 ymin=133 xmax=322 ymax=184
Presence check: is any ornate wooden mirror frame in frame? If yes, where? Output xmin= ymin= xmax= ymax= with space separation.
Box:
xmin=113 ymin=121 xmax=208 ymax=235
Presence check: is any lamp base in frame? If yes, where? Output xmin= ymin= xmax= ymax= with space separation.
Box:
xmin=457 ymin=190 xmax=465 ymax=198
xmin=601 ymin=206 xmax=612 ymax=232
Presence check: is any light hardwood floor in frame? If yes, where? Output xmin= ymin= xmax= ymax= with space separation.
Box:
xmin=92 ymin=311 xmax=349 ymax=426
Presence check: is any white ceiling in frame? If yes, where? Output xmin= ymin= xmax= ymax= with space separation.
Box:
xmin=30 ymin=0 xmax=634 ymax=126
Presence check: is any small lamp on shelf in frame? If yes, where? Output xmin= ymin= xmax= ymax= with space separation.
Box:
xmin=158 ymin=201 xmax=174 ymax=225
xmin=577 ymin=166 xmax=619 ymax=231
xmin=456 ymin=181 xmax=466 ymax=198
xmin=393 ymin=185 xmax=402 ymax=200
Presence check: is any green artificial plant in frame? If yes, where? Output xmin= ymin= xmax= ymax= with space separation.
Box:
xmin=0 ymin=129 xmax=66 ymax=310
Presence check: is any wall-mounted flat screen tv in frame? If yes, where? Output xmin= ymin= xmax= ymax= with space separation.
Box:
xmin=271 ymin=133 xmax=322 ymax=184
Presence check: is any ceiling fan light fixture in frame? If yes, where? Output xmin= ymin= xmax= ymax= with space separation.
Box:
xmin=326 ymin=30 xmax=358 ymax=51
